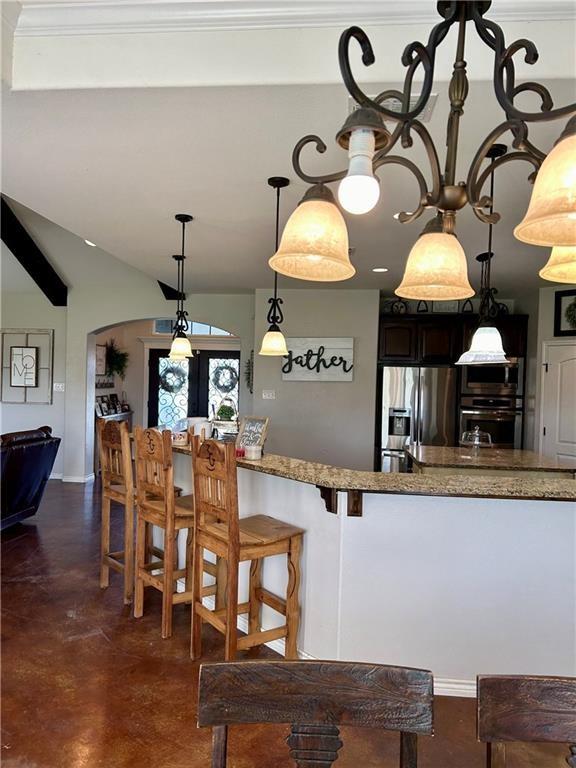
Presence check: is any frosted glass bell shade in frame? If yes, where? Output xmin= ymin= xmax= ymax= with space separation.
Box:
xmin=514 ymin=131 xmax=576 ymax=246
xmin=169 ymin=334 xmax=193 ymax=360
xmin=259 ymin=329 xmax=288 ymax=356
xmin=539 ymin=245 xmax=576 ymax=283
xmin=395 ymin=231 xmax=474 ymax=300
xmin=456 ymin=326 xmax=508 ymax=365
xmin=269 ymin=199 xmax=354 ymax=281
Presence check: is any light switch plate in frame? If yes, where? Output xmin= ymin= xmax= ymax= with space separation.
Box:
xmin=262 ymin=389 xmax=276 ymax=400
xmin=53 ymin=382 xmax=65 ymax=392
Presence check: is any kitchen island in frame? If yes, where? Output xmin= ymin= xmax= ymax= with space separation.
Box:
xmin=171 ymin=445 xmax=575 ymax=697
xmin=406 ymin=445 xmax=575 ymax=479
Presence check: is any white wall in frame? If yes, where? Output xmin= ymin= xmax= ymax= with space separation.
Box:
xmin=253 ymin=288 xmax=380 ymax=470
xmin=1 ymin=252 xmax=67 ymax=476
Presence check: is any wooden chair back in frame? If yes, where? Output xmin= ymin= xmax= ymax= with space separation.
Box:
xmin=133 ymin=427 xmax=175 ymax=523
xmin=190 ymin=437 xmax=239 ymax=547
xmin=477 ymin=675 xmax=576 ymax=767
xmin=98 ymin=418 xmax=132 ymax=492
xmin=198 ymin=660 xmax=434 ymax=768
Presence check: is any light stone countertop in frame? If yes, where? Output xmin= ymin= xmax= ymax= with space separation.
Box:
xmin=173 ymin=445 xmax=576 ymax=502
xmin=406 ymin=445 xmax=575 ymax=474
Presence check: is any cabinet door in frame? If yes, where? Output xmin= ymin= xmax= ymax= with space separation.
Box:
xmin=419 ymin=320 xmax=455 ymax=364
xmin=378 ymin=320 xmax=418 ymax=362
xmin=495 ymin=315 xmax=528 ymax=358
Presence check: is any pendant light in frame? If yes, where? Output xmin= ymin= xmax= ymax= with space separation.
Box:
xmin=515 ymin=116 xmax=576 ymax=247
xmin=269 ymin=183 xmax=355 ymax=282
xmin=168 ymin=213 xmax=193 ymax=361
xmin=539 ymin=246 xmax=576 ymax=283
xmin=395 ymin=212 xmax=474 ymax=301
xmin=457 ymin=145 xmax=508 ymax=366
xmin=260 ymin=177 xmax=290 ymax=356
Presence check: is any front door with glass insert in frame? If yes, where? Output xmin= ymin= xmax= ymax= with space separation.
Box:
xmin=147 ymin=349 xmax=240 ymax=428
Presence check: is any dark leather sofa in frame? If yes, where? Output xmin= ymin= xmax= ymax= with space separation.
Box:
xmin=1 ymin=426 xmax=61 ymax=530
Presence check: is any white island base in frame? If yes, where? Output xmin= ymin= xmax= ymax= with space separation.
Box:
xmin=170 ymin=452 xmax=575 ymax=697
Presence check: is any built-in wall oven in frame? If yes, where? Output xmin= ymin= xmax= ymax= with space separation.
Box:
xmin=459 ymin=396 xmax=523 ymax=449
xmin=460 ymin=357 xmax=524 ymax=397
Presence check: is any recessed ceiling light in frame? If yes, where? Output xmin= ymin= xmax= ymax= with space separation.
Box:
xmin=372 ymin=267 xmax=388 ymax=273
xmin=84 ymin=239 xmax=96 ymax=247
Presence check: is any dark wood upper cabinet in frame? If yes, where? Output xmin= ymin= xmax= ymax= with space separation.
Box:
xmin=418 ymin=320 xmax=456 ymax=364
xmin=379 ymin=314 xmax=528 ymax=364
xmin=378 ymin=321 xmax=418 ymax=362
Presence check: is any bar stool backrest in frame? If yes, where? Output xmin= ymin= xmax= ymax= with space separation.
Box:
xmin=477 ymin=675 xmax=576 ymax=767
xmin=98 ymin=419 xmax=132 ymax=492
xmin=133 ymin=427 xmax=175 ymax=522
xmin=198 ymin=660 xmax=434 ymax=768
xmin=191 ymin=437 xmax=239 ymax=547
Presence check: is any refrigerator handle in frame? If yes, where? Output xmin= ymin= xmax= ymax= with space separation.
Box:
xmin=415 ymin=368 xmax=421 ymax=445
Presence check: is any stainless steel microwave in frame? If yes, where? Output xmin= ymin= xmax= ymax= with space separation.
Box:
xmin=460 ymin=357 xmax=524 ymax=397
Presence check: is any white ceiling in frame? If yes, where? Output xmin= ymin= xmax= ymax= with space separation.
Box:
xmin=2 ymin=2 xmax=576 ymax=298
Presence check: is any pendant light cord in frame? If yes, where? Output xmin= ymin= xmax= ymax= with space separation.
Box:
xmin=273 ymin=185 xmax=280 ymax=302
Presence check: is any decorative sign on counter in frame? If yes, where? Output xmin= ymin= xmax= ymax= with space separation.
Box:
xmin=282 ymin=338 xmax=354 ymax=382
xmin=237 ymin=416 xmax=269 ymax=448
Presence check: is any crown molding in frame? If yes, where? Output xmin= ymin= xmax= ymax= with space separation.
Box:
xmin=15 ymin=1 xmax=576 ymax=37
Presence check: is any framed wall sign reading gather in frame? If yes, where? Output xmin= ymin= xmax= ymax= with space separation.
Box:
xmin=282 ymin=338 xmax=354 ymax=382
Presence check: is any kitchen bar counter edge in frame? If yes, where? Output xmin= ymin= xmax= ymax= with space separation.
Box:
xmin=172 ymin=446 xmax=575 ymax=505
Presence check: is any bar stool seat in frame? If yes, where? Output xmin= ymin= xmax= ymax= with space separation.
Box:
xmin=204 ymin=514 xmax=303 ymax=549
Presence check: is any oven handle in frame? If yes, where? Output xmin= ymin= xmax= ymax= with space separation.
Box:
xmin=460 ymin=410 xmax=518 ymax=419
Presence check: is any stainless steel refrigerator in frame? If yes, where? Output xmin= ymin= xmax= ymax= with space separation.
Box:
xmin=380 ymin=366 xmax=457 ymax=471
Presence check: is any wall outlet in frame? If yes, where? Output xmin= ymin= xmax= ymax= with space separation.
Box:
xmin=262 ymin=389 xmax=276 ymax=400
xmin=53 ymin=382 xmax=65 ymax=392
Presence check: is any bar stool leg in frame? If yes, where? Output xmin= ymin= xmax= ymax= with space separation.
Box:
xmin=161 ymin=528 xmax=176 ymax=639
xmin=185 ymin=528 xmax=193 ymax=593
xmin=134 ymin=515 xmax=146 ymax=618
xmin=224 ymin=552 xmax=238 ymax=661
xmin=123 ymin=494 xmax=134 ymax=605
xmin=248 ymin=558 xmax=262 ymax=635
xmin=285 ymin=534 xmax=302 ymax=659
xmin=100 ymin=495 xmax=111 ymax=589
xmin=191 ymin=537 xmax=204 ymax=660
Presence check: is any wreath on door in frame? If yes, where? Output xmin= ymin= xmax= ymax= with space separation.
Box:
xmin=159 ymin=365 xmax=187 ymax=394
xmin=211 ymin=363 xmax=238 ymax=394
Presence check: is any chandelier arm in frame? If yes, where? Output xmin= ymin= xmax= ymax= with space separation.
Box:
xmin=292 ymin=134 xmax=347 ymax=184
xmin=469 ymin=153 xmax=541 ymax=225
xmin=337 ymin=7 xmax=458 ymax=122
xmin=399 ymin=120 xmax=442 ymax=205
xmin=372 ymin=154 xmax=430 ymax=224
xmin=471 ymin=4 xmax=576 ymax=122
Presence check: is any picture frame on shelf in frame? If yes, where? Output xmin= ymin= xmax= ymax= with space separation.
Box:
xmin=432 ymin=300 xmax=459 ymax=313
xmin=95 ymin=402 xmax=103 ymax=417
xmin=9 ymin=346 xmax=38 ymax=387
xmin=554 ymin=289 xmax=576 ymax=337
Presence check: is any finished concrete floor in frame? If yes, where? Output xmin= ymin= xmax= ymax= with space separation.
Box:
xmin=1 ymin=481 xmax=568 ymax=767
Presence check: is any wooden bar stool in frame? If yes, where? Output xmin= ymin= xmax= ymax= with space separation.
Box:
xmin=198 ymin=660 xmax=434 ymax=768
xmin=477 ymin=675 xmax=576 ymax=767
xmin=133 ymin=427 xmax=217 ymax=639
xmin=97 ymin=418 xmax=135 ymax=605
xmin=190 ymin=437 xmax=304 ymax=661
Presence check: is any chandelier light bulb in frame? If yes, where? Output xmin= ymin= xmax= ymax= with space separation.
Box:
xmin=539 ymin=245 xmax=576 ymax=283
xmin=395 ymin=221 xmax=474 ymax=301
xmin=338 ymin=128 xmax=380 ymax=215
xmin=514 ymin=121 xmax=576 ymax=246
xmin=259 ymin=329 xmax=288 ymax=356
xmin=269 ymin=185 xmax=354 ymax=281
xmin=456 ymin=325 xmax=508 ymax=365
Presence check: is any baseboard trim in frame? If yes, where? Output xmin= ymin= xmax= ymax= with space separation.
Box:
xmin=49 ymin=472 xmax=63 ymax=480
xmin=62 ymin=473 xmax=95 ymax=484
xmin=194 ymin=590 xmax=476 ymax=695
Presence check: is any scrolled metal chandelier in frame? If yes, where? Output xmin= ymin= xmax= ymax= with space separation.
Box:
xmin=270 ymin=0 xmax=576 ymax=295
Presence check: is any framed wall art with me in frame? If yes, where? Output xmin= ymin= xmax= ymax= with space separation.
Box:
xmin=10 ymin=347 xmax=38 ymax=387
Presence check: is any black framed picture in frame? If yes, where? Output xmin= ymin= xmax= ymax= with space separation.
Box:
xmin=553 ymin=289 xmax=576 ymax=337
xmin=9 ymin=346 xmax=38 ymax=387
